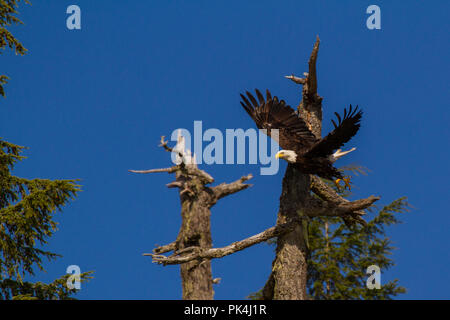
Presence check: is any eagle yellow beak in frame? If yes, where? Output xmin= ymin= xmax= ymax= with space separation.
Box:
xmin=275 ymin=152 xmax=283 ymax=159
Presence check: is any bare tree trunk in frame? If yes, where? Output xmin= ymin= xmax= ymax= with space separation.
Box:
xmin=132 ymin=135 xmax=252 ymax=300
xmin=265 ymin=37 xmax=323 ymax=300
xmin=178 ymin=176 xmax=214 ymax=299
xmin=272 ymin=168 xmax=310 ymax=299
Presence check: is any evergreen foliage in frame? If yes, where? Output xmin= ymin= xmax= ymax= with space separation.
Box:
xmin=0 ymin=0 xmax=28 ymax=97
xmin=306 ymin=195 xmax=408 ymax=299
xmin=0 ymin=140 xmax=92 ymax=300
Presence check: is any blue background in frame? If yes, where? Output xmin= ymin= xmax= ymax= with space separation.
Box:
xmin=1 ymin=1 xmax=449 ymax=299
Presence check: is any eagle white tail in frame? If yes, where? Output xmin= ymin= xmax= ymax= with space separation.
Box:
xmin=331 ymin=147 xmax=356 ymax=162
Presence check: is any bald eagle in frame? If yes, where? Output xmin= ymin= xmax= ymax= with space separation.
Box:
xmin=240 ymin=89 xmax=362 ymax=188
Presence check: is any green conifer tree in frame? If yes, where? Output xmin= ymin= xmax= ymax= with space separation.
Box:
xmin=305 ymin=171 xmax=408 ymax=299
xmin=0 ymin=140 xmax=93 ymax=300
xmin=1 ymin=1 xmax=92 ymax=300
xmin=0 ymin=0 xmax=28 ymax=97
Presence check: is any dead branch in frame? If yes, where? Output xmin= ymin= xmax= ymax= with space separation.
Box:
xmin=285 ymin=75 xmax=306 ymax=84
xmin=129 ymin=167 xmax=178 ymax=174
xmin=153 ymin=242 xmax=177 ymax=254
xmin=310 ymin=175 xmax=368 ymax=214
xmin=306 ymin=195 xmax=379 ymax=219
xmin=166 ymin=181 xmax=184 ymax=188
xmin=306 ymin=35 xmax=320 ymax=98
xmin=129 ymin=165 xmax=213 ymax=184
xmin=159 ymin=135 xmax=173 ymax=152
xmin=210 ymin=174 xmax=253 ymax=203
xmin=143 ymin=219 xmax=300 ymax=265
xmin=310 ymin=175 xmax=376 ymax=225
xmin=285 ymin=36 xmax=320 ymax=101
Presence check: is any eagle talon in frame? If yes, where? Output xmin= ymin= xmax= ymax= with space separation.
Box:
xmin=335 ymin=176 xmax=352 ymax=191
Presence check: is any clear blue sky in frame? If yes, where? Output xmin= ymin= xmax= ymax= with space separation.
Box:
xmin=1 ymin=1 xmax=449 ymax=299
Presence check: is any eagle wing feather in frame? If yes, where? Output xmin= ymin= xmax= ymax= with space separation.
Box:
xmin=305 ymin=105 xmax=362 ymax=158
xmin=240 ymin=89 xmax=317 ymax=153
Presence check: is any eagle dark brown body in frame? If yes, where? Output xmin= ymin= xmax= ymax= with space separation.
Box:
xmin=292 ymin=156 xmax=341 ymax=181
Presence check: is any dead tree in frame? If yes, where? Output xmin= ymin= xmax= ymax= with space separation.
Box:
xmin=130 ymin=133 xmax=252 ymax=300
xmin=131 ymin=38 xmax=379 ymax=300
xmin=261 ymin=37 xmax=379 ymax=299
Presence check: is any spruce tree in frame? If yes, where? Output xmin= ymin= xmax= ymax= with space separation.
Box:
xmin=1 ymin=1 xmax=92 ymax=300
xmin=305 ymin=173 xmax=408 ymax=299
xmin=0 ymin=141 xmax=93 ymax=300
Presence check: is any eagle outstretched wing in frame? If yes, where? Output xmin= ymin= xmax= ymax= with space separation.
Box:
xmin=305 ymin=105 xmax=362 ymax=158
xmin=240 ymin=89 xmax=318 ymax=153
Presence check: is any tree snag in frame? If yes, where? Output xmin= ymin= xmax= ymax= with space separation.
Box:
xmin=263 ymin=37 xmax=379 ymax=300
xmin=130 ymin=132 xmax=253 ymax=300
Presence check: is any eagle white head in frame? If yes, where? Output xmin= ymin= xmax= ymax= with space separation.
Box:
xmin=275 ymin=150 xmax=297 ymax=163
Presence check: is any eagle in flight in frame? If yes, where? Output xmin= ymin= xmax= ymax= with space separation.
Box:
xmin=240 ymin=89 xmax=362 ymax=189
